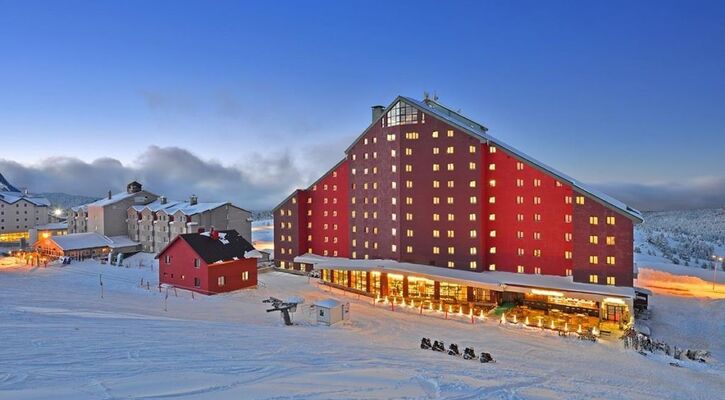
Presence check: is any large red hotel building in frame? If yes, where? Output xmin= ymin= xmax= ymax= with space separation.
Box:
xmin=274 ymin=96 xmax=644 ymax=327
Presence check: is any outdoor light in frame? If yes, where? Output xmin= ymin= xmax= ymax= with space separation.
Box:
xmin=53 ymin=208 xmax=62 ymax=216
xmin=531 ymin=289 xmax=564 ymax=297
xmin=603 ymin=297 xmax=625 ymax=305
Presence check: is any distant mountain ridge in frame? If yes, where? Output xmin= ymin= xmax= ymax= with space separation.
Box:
xmin=40 ymin=192 xmax=99 ymax=209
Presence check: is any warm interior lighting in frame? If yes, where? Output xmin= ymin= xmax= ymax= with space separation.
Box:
xmin=531 ymin=289 xmax=564 ymax=297
xmin=603 ymin=297 xmax=625 ymax=305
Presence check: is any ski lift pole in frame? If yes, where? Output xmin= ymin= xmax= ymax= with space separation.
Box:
xmin=99 ymin=274 xmax=104 ymax=299
xmin=164 ymin=287 xmax=168 ymax=312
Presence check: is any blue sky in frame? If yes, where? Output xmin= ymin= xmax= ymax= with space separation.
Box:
xmin=1 ymin=1 xmax=724 ymax=210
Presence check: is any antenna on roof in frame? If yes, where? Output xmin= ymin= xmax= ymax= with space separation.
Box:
xmin=423 ymin=91 xmax=430 ymax=100
xmin=433 ymin=91 xmax=439 ymax=101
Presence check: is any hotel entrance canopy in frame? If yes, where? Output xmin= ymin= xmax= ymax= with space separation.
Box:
xmin=294 ymin=253 xmax=634 ymax=303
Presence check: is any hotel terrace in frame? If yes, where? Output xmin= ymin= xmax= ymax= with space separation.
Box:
xmin=274 ymin=96 xmax=645 ymax=335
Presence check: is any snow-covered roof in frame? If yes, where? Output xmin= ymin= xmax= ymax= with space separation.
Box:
xmin=314 ymin=298 xmax=342 ymax=308
xmin=35 ymin=222 xmax=68 ymax=230
xmin=85 ymin=191 xmax=138 ymax=207
xmin=295 ymin=254 xmax=635 ymax=299
xmin=71 ymin=205 xmax=88 ymax=212
xmin=47 ymin=233 xmax=139 ymax=251
xmin=131 ymin=199 xmax=183 ymax=212
xmin=0 ymin=191 xmax=50 ymax=207
xmin=162 ymin=201 xmax=228 ymax=216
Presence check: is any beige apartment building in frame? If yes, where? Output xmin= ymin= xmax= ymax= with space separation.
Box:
xmin=68 ymin=181 xmax=157 ymax=237
xmin=127 ymin=195 xmax=252 ymax=253
xmin=0 ymin=173 xmax=51 ymax=243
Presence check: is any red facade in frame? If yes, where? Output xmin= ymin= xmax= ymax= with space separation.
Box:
xmin=274 ymin=97 xmax=639 ymax=287
xmin=158 ymin=238 xmax=257 ymax=295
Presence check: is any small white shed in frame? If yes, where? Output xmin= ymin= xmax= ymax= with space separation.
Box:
xmin=314 ymin=298 xmax=349 ymax=326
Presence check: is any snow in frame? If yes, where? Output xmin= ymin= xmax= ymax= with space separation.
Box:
xmin=48 ymin=233 xmax=139 ymax=251
xmin=34 ymin=222 xmax=69 ymax=230
xmin=314 ymin=298 xmax=342 ymax=308
xmin=0 ymin=191 xmax=51 ymax=207
xmin=0 ymin=256 xmax=722 ymax=399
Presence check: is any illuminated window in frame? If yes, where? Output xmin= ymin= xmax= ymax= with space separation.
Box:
xmin=589 ymin=235 xmax=599 ymax=244
xmin=391 ymin=181 xmax=397 ymax=189
xmin=405 ymin=164 xmax=413 ymax=172
xmin=589 ymin=274 xmax=598 ymax=284
xmin=469 ymin=213 xmax=477 ymax=221
xmin=533 ymin=179 xmax=541 ymax=187
xmin=352 ymin=251 xmax=357 ymax=258
xmin=489 ymin=213 xmax=496 ymax=221
xmin=446 ymin=146 xmax=454 ymax=154
xmin=391 ymin=197 xmax=397 ymax=205
xmin=468 ymin=162 xmax=476 ymax=170
xmin=406 ymin=245 xmax=413 ymax=253
xmin=447 ymin=230 xmax=455 ymax=238
xmin=387 ymin=133 xmax=396 ymax=141
xmin=391 ymin=165 xmax=396 ymax=173
xmin=589 ymin=256 xmax=599 ymax=264
xmin=533 ymin=249 xmax=541 ymax=257
xmin=447 ymin=180 xmax=454 ymax=188
xmin=432 ymin=130 xmax=439 ymax=138
xmin=489 ymin=247 xmax=496 ymax=254
xmin=405 ymin=213 xmax=413 ymax=221
xmin=351 ymin=154 xmax=356 ymax=161
xmin=517 ymin=248 xmax=525 ymax=256
xmin=565 ymin=214 xmax=572 ymax=223
xmin=469 ymin=180 xmax=476 ymax=188
xmin=489 ymin=264 xmax=496 ymax=271
xmin=565 ymin=251 xmax=572 ymax=259
xmin=447 ymin=197 xmax=454 ymax=205
xmin=533 ymin=232 xmax=541 ymax=240
xmin=433 ymin=180 xmax=440 ymax=188
xmin=469 ymin=230 xmax=477 ymax=238
xmin=565 ymin=269 xmax=572 ymax=276
xmin=373 ymin=167 xmax=378 ymax=174
xmin=391 ymin=244 xmax=397 ymax=252
xmin=565 ymin=233 xmax=572 ymax=242
xmin=391 ymin=213 xmax=397 ymax=221
xmin=433 ymin=229 xmax=440 ymax=238
xmin=606 ymin=236 xmax=615 ymax=245
xmin=433 ymin=163 xmax=440 ymax=171
xmin=447 ymin=163 xmax=454 ymax=171
xmin=489 ymin=146 xmax=496 ymax=153
xmin=606 ymin=256 xmax=616 ymax=265
xmin=517 ymin=265 xmax=525 ymax=273
xmin=405 ymin=180 xmax=413 ymax=188
xmin=489 ymin=196 xmax=496 ymax=204
xmin=433 ymin=213 xmax=440 ymax=221
xmin=448 ymin=261 xmax=455 ymax=268
xmin=433 ymin=197 xmax=440 ymax=205
xmin=469 ymin=247 xmax=477 ymax=255
xmin=590 ymin=216 xmax=599 ymax=225
xmin=447 ymin=129 xmax=454 ymax=137
xmin=405 ymin=132 xmax=420 ymax=140
xmin=576 ymin=196 xmax=585 ymax=205
xmin=534 ymin=267 xmax=541 ymax=274
xmin=488 ymin=163 xmax=496 ymax=171
xmin=405 ymin=148 xmax=412 ymax=156
xmin=517 ymin=214 xmax=524 ymax=222
xmin=516 ymin=196 xmax=524 ymax=205
xmin=433 ymin=147 xmax=440 ymax=155
xmin=490 ymin=230 xmax=497 ymax=238
xmin=364 ymin=138 xmax=368 ymax=145
xmin=565 ymin=196 xmax=572 ymax=204
xmin=489 ymin=179 xmax=496 ymax=187
xmin=406 ymin=229 xmax=414 ymax=238
xmin=433 ymin=246 xmax=440 ymax=254
xmin=469 ymin=145 xmax=476 ymax=153
xmin=469 ymin=196 xmax=477 ymax=204
xmin=533 ymin=196 xmax=541 ymax=205
xmin=352 ymin=226 xmax=357 ymax=233
xmin=607 ymin=276 xmax=616 ymax=285
xmin=607 ymin=216 xmax=616 ymax=225
xmin=469 ymin=261 xmax=477 ymax=269
xmin=447 ymin=246 xmax=455 ymax=255
xmin=516 ymin=179 xmax=524 ymax=187
xmin=516 ymin=161 xmax=524 ymax=170
xmin=447 ymin=213 xmax=455 ymax=221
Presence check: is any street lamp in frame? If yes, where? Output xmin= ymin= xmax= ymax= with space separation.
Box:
xmin=712 ymin=255 xmax=723 ymax=292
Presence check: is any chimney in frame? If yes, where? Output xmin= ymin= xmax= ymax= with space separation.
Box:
xmin=108 ymin=190 xmax=112 ymax=200
xmin=159 ymin=195 xmax=167 ymax=204
xmin=371 ymin=105 xmax=385 ymax=122
xmin=210 ymin=228 xmax=219 ymax=240
xmin=190 ymin=194 xmax=198 ymax=206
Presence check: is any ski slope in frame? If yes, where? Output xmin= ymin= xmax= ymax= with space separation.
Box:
xmin=0 ymin=258 xmax=722 ymax=399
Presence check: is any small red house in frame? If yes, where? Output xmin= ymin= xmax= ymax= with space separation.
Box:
xmin=156 ymin=229 xmax=258 ymax=295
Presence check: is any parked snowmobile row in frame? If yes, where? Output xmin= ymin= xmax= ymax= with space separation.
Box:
xmin=420 ymin=338 xmax=495 ymax=363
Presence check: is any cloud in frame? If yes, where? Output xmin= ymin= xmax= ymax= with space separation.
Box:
xmin=0 ymin=146 xmax=309 ymax=210
xmin=592 ymin=177 xmax=725 ymax=211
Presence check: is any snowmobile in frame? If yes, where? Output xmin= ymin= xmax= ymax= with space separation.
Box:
xmin=420 ymin=338 xmax=432 ymax=350
xmin=479 ymin=352 xmax=495 ymax=363
xmin=447 ymin=343 xmax=461 ymax=356
xmin=463 ymin=347 xmax=477 ymax=360
xmin=432 ymin=340 xmax=445 ymax=352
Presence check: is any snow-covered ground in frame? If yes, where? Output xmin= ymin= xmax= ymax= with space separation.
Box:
xmin=0 ymin=257 xmax=723 ymax=399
